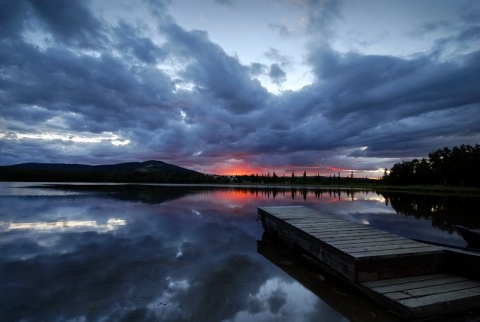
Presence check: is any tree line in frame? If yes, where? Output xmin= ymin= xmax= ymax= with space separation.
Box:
xmin=233 ymin=171 xmax=374 ymax=185
xmin=384 ymin=144 xmax=480 ymax=186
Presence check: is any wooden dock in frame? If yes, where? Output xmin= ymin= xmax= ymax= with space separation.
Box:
xmin=258 ymin=206 xmax=480 ymax=319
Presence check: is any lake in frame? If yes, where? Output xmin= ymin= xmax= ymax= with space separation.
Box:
xmin=1 ymin=182 xmax=479 ymax=321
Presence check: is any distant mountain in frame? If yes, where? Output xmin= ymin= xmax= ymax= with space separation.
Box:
xmin=0 ymin=160 xmax=210 ymax=183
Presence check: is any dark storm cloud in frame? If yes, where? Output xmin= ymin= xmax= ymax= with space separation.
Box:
xmin=303 ymin=0 xmax=343 ymax=39
xmin=0 ymin=0 xmax=178 ymax=153
xmin=457 ymin=26 xmax=480 ymax=43
xmin=414 ymin=20 xmax=452 ymax=35
xmin=302 ymin=45 xmax=480 ymax=146
xmin=27 ymin=0 xmax=107 ymax=48
xmin=269 ymin=63 xmax=287 ymax=85
xmin=114 ymin=21 xmax=166 ymax=64
xmin=159 ymin=22 xmax=270 ymax=114
xmin=220 ymin=39 xmax=479 ymax=167
xmin=0 ymin=0 xmax=178 ymax=143
xmin=264 ymin=48 xmax=291 ymax=67
xmin=0 ymin=40 xmax=175 ymax=132
xmin=461 ymin=2 xmax=480 ymax=23
xmin=249 ymin=62 xmax=267 ymax=76
xmin=0 ymin=0 xmax=29 ymax=37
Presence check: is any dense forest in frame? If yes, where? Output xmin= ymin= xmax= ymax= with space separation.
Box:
xmin=232 ymin=171 xmax=374 ymax=185
xmin=384 ymin=144 xmax=480 ymax=187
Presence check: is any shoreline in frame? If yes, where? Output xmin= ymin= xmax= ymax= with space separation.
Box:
xmin=4 ymin=180 xmax=480 ymax=196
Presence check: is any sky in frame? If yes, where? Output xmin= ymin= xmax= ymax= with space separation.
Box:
xmin=1 ymin=0 xmax=479 ymax=177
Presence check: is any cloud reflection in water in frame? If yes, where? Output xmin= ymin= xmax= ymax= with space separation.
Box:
xmin=0 ymin=184 xmax=350 ymax=322
xmin=2 ymin=184 xmax=478 ymax=321
xmin=1 ymin=218 xmax=126 ymax=232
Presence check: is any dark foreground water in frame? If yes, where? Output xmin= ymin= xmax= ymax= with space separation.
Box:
xmin=1 ymin=183 xmax=479 ymax=322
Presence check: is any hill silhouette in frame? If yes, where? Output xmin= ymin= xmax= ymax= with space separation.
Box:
xmin=0 ymin=160 xmax=210 ymax=183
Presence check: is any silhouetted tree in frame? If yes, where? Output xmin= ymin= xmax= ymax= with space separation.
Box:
xmin=272 ymin=172 xmax=278 ymax=183
xmin=384 ymin=144 xmax=480 ymax=186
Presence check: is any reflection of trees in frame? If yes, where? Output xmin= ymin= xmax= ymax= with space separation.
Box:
xmin=35 ymin=184 xmax=480 ymax=233
xmin=379 ymin=191 xmax=480 ymax=232
xmin=37 ymin=184 xmax=196 ymax=204
xmin=39 ymin=184 xmax=371 ymax=204
xmin=216 ymin=187 xmax=368 ymax=202
xmin=45 ymin=184 xmax=480 ymax=233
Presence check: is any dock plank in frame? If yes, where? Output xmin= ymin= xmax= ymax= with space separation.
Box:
xmin=258 ymin=206 xmax=480 ymax=318
xmin=337 ymin=242 xmax=432 ymax=254
xmin=400 ymin=286 xmax=480 ymax=308
xmin=311 ymin=231 xmax=394 ymax=240
xmin=361 ymin=274 xmax=480 ymax=317
xmin=362 ymin=273 xmax=452 ymax=288
xmin=327 ymin=237 xmax=416 ymax=247
xmin=365 ymin=275 xmax=467 ymax=294
xmin=292 ymin=224 xmax=356 ymax=231
xmin=350 ymin=246 xmax=443 ymax=258
xmin=386 ymin=280 xmax=479 ymax=300
xmin=301 ymin=224 xmax=371 ymax=231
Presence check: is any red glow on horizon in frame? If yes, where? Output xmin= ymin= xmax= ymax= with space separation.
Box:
xmin=214 ymin=164 xmax=265 ymax=176
xmin=184 ymin=155 xmax=382 ymax=179
xmin=200 ymin=157 xmax=267 ymax=176
xmin=212 ymin=163 xmax=351 ymax=177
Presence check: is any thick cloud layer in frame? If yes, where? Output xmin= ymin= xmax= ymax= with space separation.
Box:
xmin=0 ymin=0 xmax=479 ymax=176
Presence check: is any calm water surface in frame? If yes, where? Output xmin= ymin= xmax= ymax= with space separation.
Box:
xmin=1 ymin=183 xmax=479 ymax=321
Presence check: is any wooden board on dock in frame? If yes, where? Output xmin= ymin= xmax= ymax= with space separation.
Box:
xmin=362 ymin=274 xmax=480 ymax=318
xmin=258 ymin=206 xmax=444 ymax=283
xmin=258 ymin=205 xmax=480 ymax=319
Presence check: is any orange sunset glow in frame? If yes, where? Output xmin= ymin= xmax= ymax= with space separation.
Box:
xmin=204 ymin=159 xmax=266 ymax=176
xmin=201 ymin=187 xmax=372 ymax=206
xmin=204 ymin=159 xmax=351 ymax=177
